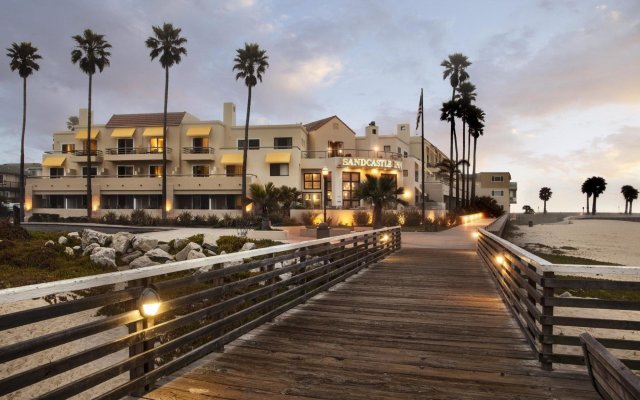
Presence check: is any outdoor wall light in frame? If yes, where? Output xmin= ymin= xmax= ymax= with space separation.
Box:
xmin=472 ymin=231 xmax=480 ymax=239
xmin=381 ymin=234 xmax=390 ymax=243
xmin=495 ymin=255 xmax=505 ymax=265
xmin=138 ymin=286 xmax=161 ymax=318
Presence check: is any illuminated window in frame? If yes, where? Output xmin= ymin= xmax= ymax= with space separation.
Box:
xmin=303 ymin=173 xmax=321 ymax=190
xmin=149 ymin=137 xmax=164 ymax=153
xmin=149 ymin=165 xmax=163 ymax=177
xmin=193 ymin=165 xmax=210 ymax=177
xmin=342 ymin=172 xmax=360 ymax=209
xmin=61 ymin=144 xmax=75 ymax=154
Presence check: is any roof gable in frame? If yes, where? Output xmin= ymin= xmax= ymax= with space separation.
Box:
xmin=304 ymin=115 xmax=356 ymax=135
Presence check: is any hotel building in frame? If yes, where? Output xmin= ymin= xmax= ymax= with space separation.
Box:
xmin=26 ymin=102 xmax=513 ymax=219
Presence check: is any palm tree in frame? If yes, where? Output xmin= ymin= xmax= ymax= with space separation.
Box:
xmin=467 ymin=105 xmax=485 ymax=201
xmin=71 ymin=29 xmax=111 ymax=219
xmin=278 ymin=186 xmax=302 ymax=218
xmin=581 ymin=179 xmax=593 ymax=215
xmin=621 ymin=185 xmax=639 ymax=214
xmin=539 ymin=187 xmax=552 ymax=214
xmin=66 ymin=115 xmax=79 ymax=131
xmin=249 ymin=182 xmax=280 ymax=230
xmin=458 ymin=81 xmax=477 ymax=207
xmin=146 ymin=23 xmax=187 ymax=221
xmin=439 ymin=100 xmax=460 ymax=209
xmin=587 ymin=176 xmax=607 ymax=215
xmin=233 ymin=43 xmax=269 ymax=217
xmin=441 ymin=53 xmax=471 ymax=210
xmin=7 ymin=42 xmax=41 ymax=224
xmin=356 ymin=174 xmax=407 ymax=229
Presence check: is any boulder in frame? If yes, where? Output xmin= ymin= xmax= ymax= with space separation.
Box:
xmin=176 ymin=242 xmax=202 ymax=261
xmin=81 ymin=229 xmax=112 ymax=249
xmin=173 ymin=237 xmax=188 ymax=251
xmin=187 ymin=249 xmax=206 ymax=260
xmin=72 ymin=245 xmax=81 ymax=253
xmin=44 ymin=240 xmax=55 ymax=247
xmin=58 ymin=236 xmax=68 ymax=245
xmin=132 ymin=236 xmax=158 ymax=253
xmin=83 ymin=243 xmax=100 ymax=256
xmin=67 ymin=232 xmax=80 ymax=240
xmin=111 ymin=232 xmax=134 ymax=254
xmin=64 ymin=247 xmax=75 ymax=256
xmin=204 ymin=249 xmax=217 ymax=257
xmin=121 ymin=250 xmax=144 ymax=264
xmin=202 ymin=240 xmax=218 ymax=253
xmin=90 ymin=247 xmax=117 ymax=268
xmin=146 ymin=248 xmax=174 ymax=263
xmin=240 ymin=242 xmax=256 ymax=252
xmin=157 ymin=243 xmax=170 ymax=253
xmin=129 ymin=256 xmax=160 ymax=269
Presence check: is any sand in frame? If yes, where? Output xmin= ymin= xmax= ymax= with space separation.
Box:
xmin=510 ymin=219 xmax=640 ymax=266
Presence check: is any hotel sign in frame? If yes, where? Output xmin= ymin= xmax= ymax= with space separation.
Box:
xmin=341 ymin=157 xmax=402 ymax=170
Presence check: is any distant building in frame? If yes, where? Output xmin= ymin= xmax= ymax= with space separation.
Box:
xmin=0 ymin=163 xmax=42 ymax=203
xmin=474 ymin=172 xmax=517 ymax=212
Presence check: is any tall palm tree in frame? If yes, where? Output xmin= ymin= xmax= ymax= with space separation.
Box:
xmin=467 ymin=105 xmax=485 ymax=200
xmin=233 ymin=43 xmax=269 ymax=217
xmin=539 ymin=187 xmax=552 ymax=214
xmin=7 ymin=42 xmax=41 ymax=224
xmin=439 ymin=99 xmax=460 ymax=210
xmin=71 ymin=29 xmax=111 ymax=219
xmin=581 ymin=179 xmax=593 ymax=215
xmin=621 ymin=185 xmax=639 ymax=214
xmin=441 ymin=53 xmax=471 ymax=210
xmin=587 ymin=176 xmax=607 ymax=215
xmin=457 ymin=81 xmax=477 ymax=207
xmin=356 ymin=174 xmax=407 ymax=229
xmin=249 ymin=182 xmax=280 ymax=229
xmin=146 ymin=23 xmax=187 ymax=221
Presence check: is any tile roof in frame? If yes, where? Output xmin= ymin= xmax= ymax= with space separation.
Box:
xmin=106 ymin=112 xmax=187 ymax=128
xmin=304 ymin=115 xmax=356 ymax=135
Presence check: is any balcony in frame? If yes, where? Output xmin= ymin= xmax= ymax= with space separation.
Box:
xmin=103 ymin=147 xmax=173 ymax=162
xmin=45 ymin=150 xmax=103 ymax=163
xmin=182 ymin=147 xmax=215 ymax=161
xmin=302 ymin=149 xmax=403 ymax=160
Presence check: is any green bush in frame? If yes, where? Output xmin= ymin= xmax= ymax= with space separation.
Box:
xmin=0 ymin=219 xmax=30 ymax=240
xmin=471 ymin=196 xmax=505 ymax=218
xmin=219 ymin=214 xmax=236 ymax=228
xmin=216 ymin=235 xmax=283 ymax=254
xmin=192 ymin=215 xmax=206 ymax=226
xmin=187 ymin=234 xmax=204 ymax=246
xmin=207 ymin=214 xmax=220 ymax=226
xmin=102 ymin=212 xmax=118 ymax=225
xmin=267 ymin=213 xmax=283 ymax=226
xmin=117 ymin=214 xmax=130 ymax=225
xmin=381 ymin=211 xmax=400 ymax=227
xmin=130 ymin=209 xmax=153 ymax=226
xmin=402 ymin=209 xmax=422 ymax=227
xmin=176 ymin=211 xmax=193 ymax=226
xmin=353 ymin=210 xmax=370 ymax=226
xmin=300 ymin=211 xmax=316 ymax=226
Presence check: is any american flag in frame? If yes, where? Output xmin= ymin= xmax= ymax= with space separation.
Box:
xmin=416 ymin=89 xmax=423 ymax=131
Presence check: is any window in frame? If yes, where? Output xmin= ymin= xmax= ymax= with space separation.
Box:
xmin=149 ymin=137 xmax=164 ymax=153
xmin=404 ymin=151 xmax=408 ymax=158
xmin=491 ymin=190 xmax=504 ymax=196
xmin=61 ymin=144 xmax=75 ymax=154
xmin=274 ymin=137 xmax=292 ymax=149
xmin=383 ymin=145 xmax=391 ymax=152
xmin=81 ymin=167 xmax=97 ymax=177
xmin=303 ymin=192 xmax=322 ymax=209
xmin=135 ymin=195 xmax=162 ymax=209
xmin=193 ymin=165 xmax=210 ymax=177
xmin=176 ymin=195 xmax=210 ymax=210
xmin=117 ymin=165 xmax=133 ymax=177
xmin=303 ymin=173 xmax=321 ymax=190
xmin=397 ymin=147 xmax=401 ymax=154
xmin=270 ymin=163 xmax=289 ymax=176
xmin=328 ymin=141 xmax=344 ymax=157
xmin=49 ymin=167 xmax=64 ymax=178
xmin=415 ymin=163 xmax=419 ymax=182
xmin=491 ymin=175 xmax=504 ymax=182
xmin=237 ymin=139 xmax=260 ymax=150
xmin=83 ymin=140 xmax=97 ymax=155
xmin=400 ymin=125 xmax=407 ymax=131
xmin=118 ymin=139 xmax=133 ymax=154
xmin=342 ymin=172 xmax=360 ymax=209
xmin=225 ymin=165 xmax=241 ymax=176
xmin=102 ymin=195 xmax=134 ymax=209
xmin=192 ymin=137 xmax=209 ymax=149
xmin=403 ymin=170 xmax=408 ymax=177
xmin=372 ymin=128 xmax=377 ymax=134
xmin=0 ymin=174 xmax=3 ymax=183
xmin=149 ymin=165 xmax=163 ymax=177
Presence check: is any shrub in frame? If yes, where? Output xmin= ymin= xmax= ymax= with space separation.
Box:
xmin=0 ymin=218 xmax=30 ymax=240
xmin=267 ymin=213 xmax=283 ymax=226
xmin=381 ymin=211 xmax=400 ymax=227
xmin=176 ymin=211 xmax=193 ymax=226
xmin=117 ymin=214 xmax=130 ymax=225
xmin=192 ymin=215 xmax=206 ymax=226
xmin=207 ymin=214 xmax=220 ymax=226
xmin=130 ymin=209 xmax=153 ymax=226
xmin=353 ymin=211 xmax=370 ymax=226
xmin=402 ymin=209 xmax=422 ymax=227
xmin=279 ymin=216 xmax=300 ymax=226
xmin=300 ymin=211 xmax=316 ymax=226
xmin=471 ymin=196 xmax=505 ymax=218
xmin=187 ymin=234 xmax=204 ymax=246
xmin=219 ymin=214 xmax=236 ymax=228
xmin=216 ymin=235 xmax=250 ymax=253
xmin=102 ymin=212 xmax=118 ymax=225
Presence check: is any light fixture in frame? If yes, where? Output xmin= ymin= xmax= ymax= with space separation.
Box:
xmin=138 ymin=287 xmax=161 ymax=318
xmin=472 ymin=231 xmax=480 ymax=239
xmin=495 ymin=255 xmax=505 ymax=265
xmin=322 ymin=166 xmax=329 ymax=176
xmin=381 ymin=234 xmax=390 ymax=243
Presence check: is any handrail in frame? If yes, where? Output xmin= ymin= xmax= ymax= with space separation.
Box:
xmin=28 ymin=173 xmax=258 ymax=180
xmin=182 ymin=147 xmax=214 ymax=154
xmin=0 ymin=226 xmax=401 ymax=399
xmin=45 ymin=150 xmax=103 ymax=156
xmin=104 ymin=147 xmax=173 ymax=155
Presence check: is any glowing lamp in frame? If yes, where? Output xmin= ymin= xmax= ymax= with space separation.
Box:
xmin=381 ymin=234 xmax=390 ymax=243
xmin=322 ymin=166 xmax=329 ymax=176
xmin=472 ymin=232 xmax=479 ymax=239
xmin=139 ymin=287 xmax=161 ymax=318
xmin=496 ymin=255 xmax=505 ymax=265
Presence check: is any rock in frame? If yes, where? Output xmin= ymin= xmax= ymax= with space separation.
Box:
xmin=132 ymin=236 xmax=158 ymax=253
xmin=64 ymin=247 xmax=75 ymax=256
xmin=83 ymin=243 xmax=100 ymax=256
xmin=67 ymin=232 xmax=80 ymax=239
xmin=58 ymin=236 xmax=68 ymax=245
xmin=129 ymin=256 xmax=160 ymax=269
xmin=44 ymin=240 xmax=55 ymax=247
xmin=90 ymin=247 xmax=117 ymax=268
xmin=176 ymin=242 xmax=202 ymax=261
xmin=240 ymin=242 xmax=256 ymax=252
xmin=204 ymin=249 xmax=217 ymax=257
xmin=111 ymin=232 xmax=134 ymax=254
xmin=173 ymin=238 xmax=188 ymax=250
xmin=202 ymin=240 xmax=218 ymax=253
xmin=157 ymin=243 xmax=170 ymax=253
xmin=146 ymin=248 xmax=174 ymax=263
xmin=558 ymin=291 xmax=573 ymax=298
xmin=72 ymin=245 xmax=81 ymax=253
xmin=187 ymin=250 xmax=206 ymax=260
xmin=121 ymin=250 xmax=144 ymax=264
xmin=81 ymin=229 xmax=112 ymax=249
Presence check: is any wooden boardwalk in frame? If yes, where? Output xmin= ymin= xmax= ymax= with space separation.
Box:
xmin=143 ymin=248 xmax=597 ymax=400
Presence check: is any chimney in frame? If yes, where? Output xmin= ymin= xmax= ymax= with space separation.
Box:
xmin=223 ymin=102 xmax=236 ymax=126
xmin=397 ymin=123 xmax=410 ymax=142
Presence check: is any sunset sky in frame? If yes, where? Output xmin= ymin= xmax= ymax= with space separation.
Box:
xmin=1 ymin=0 xmax=639 ymax=212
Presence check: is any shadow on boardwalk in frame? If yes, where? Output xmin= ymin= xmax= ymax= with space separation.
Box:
xmin=144 ymin=245 xmax=597 ymax=399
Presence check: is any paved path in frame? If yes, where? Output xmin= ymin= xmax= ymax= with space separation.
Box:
xmin=143 ymin=221 xmax=596 ymax=399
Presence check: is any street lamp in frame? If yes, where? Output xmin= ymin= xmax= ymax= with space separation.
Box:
xmin=322 ymin=166 xmax=329 ymax=223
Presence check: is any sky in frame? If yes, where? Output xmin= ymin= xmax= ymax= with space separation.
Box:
xmin=1 ymin=0 xmax=639 ymax=212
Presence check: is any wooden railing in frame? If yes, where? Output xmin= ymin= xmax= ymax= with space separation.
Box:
xmin=0 ymin=227 xmax=401 ymax=399
xmin=477 ymin=227 xmax=640 ymax=371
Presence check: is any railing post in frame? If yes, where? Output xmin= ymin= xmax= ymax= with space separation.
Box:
xmin=541 ymin=271 xmax=555 ymax=371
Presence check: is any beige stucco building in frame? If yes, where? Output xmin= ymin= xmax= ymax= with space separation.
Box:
xmin=474 ymin=172 xmax=517 ymax=212
xmin=26 ymin=102 xmax=510 ymax=219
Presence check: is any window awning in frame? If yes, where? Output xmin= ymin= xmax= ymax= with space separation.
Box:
xmin=220 ymin=153 xmax=244 ymax=165
xmin=143 ymin=127 xmax=164 ymax=137
xmin=74 ymin=129 xmax=100 ymax=140
xmin=110 ymin=128 xmax=136 ymax=138
xmin=186 ymin=126 xmax=211 ymax=137
xmin=265 ymin=152 xmax=291 ymax=164
xmin=43 ymin=156 xmax=66 ymax=167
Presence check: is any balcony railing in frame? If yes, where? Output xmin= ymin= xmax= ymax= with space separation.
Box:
xmin=182 ymin=147 xmax=214 ymax=154
xmin=45 ymin=150 xmax=102 ymax=157
xmin=105 ymin=147 xmax=173 ymax=155
xmin=302 ymin=149 xmax=403 ymax=160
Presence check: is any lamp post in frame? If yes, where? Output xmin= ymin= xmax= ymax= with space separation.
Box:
xmin=317 ymin=166 xmax=330 ymax=239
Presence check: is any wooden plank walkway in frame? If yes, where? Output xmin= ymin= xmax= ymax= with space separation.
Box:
xmin=143 ymin=248 xmax=598 ymax=399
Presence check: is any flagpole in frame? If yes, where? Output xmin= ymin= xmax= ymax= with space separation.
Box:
xmin=420 ymin=88 xmax=426 ymax=227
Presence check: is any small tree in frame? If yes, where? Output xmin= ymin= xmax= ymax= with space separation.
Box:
xmin=66 ymin=115 xmax=79 ymax=131
xmin=588 ymin=176 xmax=607 ymax=215
xmin=538 ymin=187 xmax=552 ymax=214
xmin=522 ymin=205 xmax=535 ymax=214
xmin=249 ymin=182 xmax=280 ymax=230
xmin=621 ymin=185 xmax=639 ymax=214
xmin=278 ymin=186 xmax=302 ymax=217
xmin=356 ymin=174 xmax=407 ymax=229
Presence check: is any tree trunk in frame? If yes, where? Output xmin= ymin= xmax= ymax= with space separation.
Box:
xmin=241 ymin=86 xmax=252 ymax=218
xmin=586 ymin=194 xmax=590 ymax=215
xmin=454 ymin=127 xmax=459 ymax=210
xmin=630 ymin=200 xmax=633 ymax=214
xmin=461 ymin=119 xmax=466 ymax=208
xmin=471 ymin=136 xmax=478 ymax=201
xmin=625 ymin=201 xmax=628 ymax=214
xmin=543 ymin=201 xmax=547 ymax=214
xmin=466 ymin=129 xmax=471 ymax=206
xmin=592 ymin=195 xmax=597 ymax=215
xmin=87 ymin=73 xmax=93 ymax=219
xmin=161 ymin=66 xmax=169 ymax=221
xmin=372 ymin=202 xmax=383 ymax=229
xmin=19 ymin=77 xmax=27 ymax=224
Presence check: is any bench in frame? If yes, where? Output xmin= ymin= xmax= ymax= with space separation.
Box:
xmin=579 ymin=333 xmax=640 ymax=400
